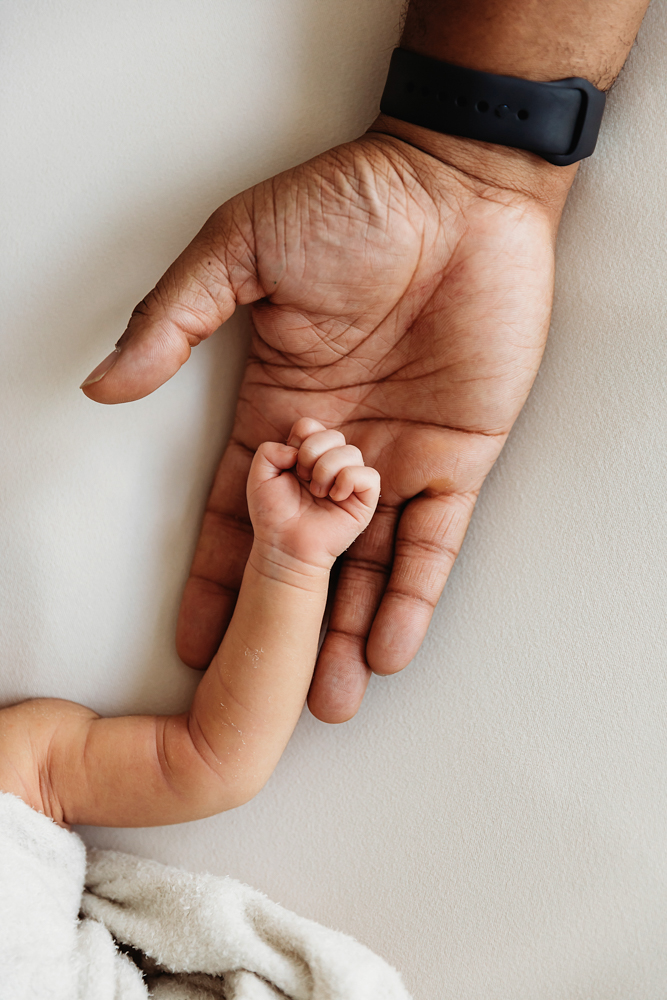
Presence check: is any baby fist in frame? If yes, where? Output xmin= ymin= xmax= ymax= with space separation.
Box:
xmin=247 ymin=419 xmax=381 ymax=572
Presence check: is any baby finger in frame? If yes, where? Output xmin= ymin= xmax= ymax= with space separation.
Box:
xmin=310 ymin=444 xmax=364 ymax=498
xmin=296 ymin=429 xmax=347 ymax=482
xmin=329 ymin=465 xmax=381 ymax=509
xmin=286 ymin=417 xmax=327 ymax=450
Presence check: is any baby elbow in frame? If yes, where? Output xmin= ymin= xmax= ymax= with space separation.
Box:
xmin=166 ymin=713 xmax=275 ymax=818
xmin=213 ymin=770 xmax=270 ymax=813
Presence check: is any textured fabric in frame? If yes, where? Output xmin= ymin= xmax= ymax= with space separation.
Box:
xmin=1 ymin=3 xmax=666 ymax=998
xmin=0 ymin=793 xmax=146 ymax=1000
xmin=0 ymin=794 xmax=409 ymax=999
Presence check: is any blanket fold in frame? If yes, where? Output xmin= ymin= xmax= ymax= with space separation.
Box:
xmin=0 ymin=793 xmax=410 ymax=1000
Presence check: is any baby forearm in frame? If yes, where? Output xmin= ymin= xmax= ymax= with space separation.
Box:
xmin=185 ymin=542 xmax=329 ymax=798
xmin=38 ymin=542 xmax=329 ymax=827
xmin=0 ymin=424 xmax=377 ymax=827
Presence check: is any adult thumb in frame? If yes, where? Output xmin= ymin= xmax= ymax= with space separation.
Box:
xmin=81 ymin=197 xmax=261 ymax=404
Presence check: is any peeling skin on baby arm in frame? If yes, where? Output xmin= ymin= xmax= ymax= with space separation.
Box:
xmin=244 ymin=646 xmax=265 ymax=667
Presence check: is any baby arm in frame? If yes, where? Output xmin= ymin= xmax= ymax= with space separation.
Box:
xmin=0 ymin=420 xmax=380 ymax=826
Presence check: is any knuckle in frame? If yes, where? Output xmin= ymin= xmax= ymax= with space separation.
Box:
xmin=315 ymin=466 xmax=336 ymax=484
xmin=298 ymin=443 xmax=318 ymax=465
xmin=396 ymin=534 xmax=459 ymax=566
xmin=314 ymin=451 xmax=336 ymax=471
xmin=387 ymin=588 xmax=439 ymax=611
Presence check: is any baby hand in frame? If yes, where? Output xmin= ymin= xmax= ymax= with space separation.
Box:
xmin=247 ymin=419 xmax=380 ymax=575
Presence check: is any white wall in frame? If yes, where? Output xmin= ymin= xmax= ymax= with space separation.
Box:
xmin=1 ymin=3 xmax=666 ymax=996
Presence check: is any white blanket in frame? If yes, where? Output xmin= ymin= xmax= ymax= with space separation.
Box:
xmin=0 ymin=793 xmax=410 ymax=999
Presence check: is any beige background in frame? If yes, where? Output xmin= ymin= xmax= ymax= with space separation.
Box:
xmin=1 ymin=2 xmax=666 ymax=996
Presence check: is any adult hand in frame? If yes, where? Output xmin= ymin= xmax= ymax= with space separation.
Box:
xmin=82 ymin=126 xmax=575 ymax=721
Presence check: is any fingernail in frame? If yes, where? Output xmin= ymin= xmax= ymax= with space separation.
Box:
xmin=80 ymin=347 xmax=121 ymax=388
xmin=287 ymin=435 xmax=302 ymax=448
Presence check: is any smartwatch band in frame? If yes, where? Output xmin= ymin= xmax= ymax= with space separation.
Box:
xmin=380 ymin=49 xmax=606 ymax=166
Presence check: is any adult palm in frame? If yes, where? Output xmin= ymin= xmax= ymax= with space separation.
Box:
xmin=84 ymin=130 xmax=568 ymax=722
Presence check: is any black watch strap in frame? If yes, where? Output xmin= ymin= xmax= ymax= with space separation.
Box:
xmin=379 ymin=49 xmax=606 ymax=166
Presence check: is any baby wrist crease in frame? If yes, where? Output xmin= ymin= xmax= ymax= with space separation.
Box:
xmin=249 ymin=542 xmax=331 ymax=590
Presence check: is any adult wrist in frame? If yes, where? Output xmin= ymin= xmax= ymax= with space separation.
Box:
xmin=374 ymin=0 xmax=649 ymax=206
xmin=367 ymin=114 xmax=576 ymax=212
